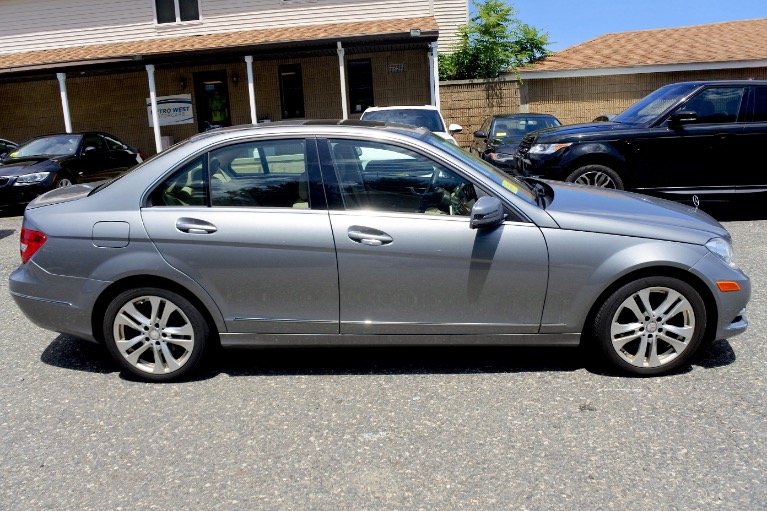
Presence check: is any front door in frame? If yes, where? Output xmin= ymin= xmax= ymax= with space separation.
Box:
xmin=319 ymin=137 xmax=549 ymax=336
xmin=193 ymin=70 xmax=232 ymax=132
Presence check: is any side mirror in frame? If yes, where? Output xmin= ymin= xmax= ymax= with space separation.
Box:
xmin=473 ymin=130 xmax=487 ymax=139
xmin=669 ymin=110 xmax=697 ymax=127
xmin=83 ymin=146 xmax=98 ymax=155
xmin=470 ymin=196 xmax=505 ymax=229
xmin=0 ymin=152 xmax=6 ymax=160
xmin=449 ymin=123 xmax=463 ymax=134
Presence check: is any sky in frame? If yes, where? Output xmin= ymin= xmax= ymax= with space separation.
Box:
xmin=481 ymin=0 xmax=766 ymax=51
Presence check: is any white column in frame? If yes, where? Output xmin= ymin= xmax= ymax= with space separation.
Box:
xmin=145 ymin=64 xmax=163 ymax=153
xmin=337 ymin=42 xmax=348 ymax=120
xmin=245 ymin=55 xmax=258 ymax=124
xmin=428 ymin=42 xmax=440 ymax=109
xmin=56 ymin=73 xmax=73 ymax=133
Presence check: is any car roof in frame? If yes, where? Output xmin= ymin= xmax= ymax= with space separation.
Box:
xmin=491 ymin=113 xmax=557 ymax=119
xmin=363 ymin=105 xmax=439 ymax=112
xmin=187 ymin=119 xmax=431 ymax=144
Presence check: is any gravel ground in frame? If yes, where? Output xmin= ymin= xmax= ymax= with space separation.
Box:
xmin=0 ymin=205 xmax=764 ymax=511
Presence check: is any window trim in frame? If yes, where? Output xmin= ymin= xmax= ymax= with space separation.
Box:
xmin=152 ymin=0 xmax=203 ymax=26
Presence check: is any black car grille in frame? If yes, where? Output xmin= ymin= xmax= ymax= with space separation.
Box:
xmin=517 ymin=136 xmax=534 ymax=156
xmin=0 ymin=177 xmax=9 ymax=187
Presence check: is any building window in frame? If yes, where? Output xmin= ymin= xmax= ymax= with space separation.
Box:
xmin=155 ymin=0 xmax=200 ymax=24
xmin=279 ymin=65 xmax=305 ymax=119
xmin=348 ymin=59 xmax=374 ymax=114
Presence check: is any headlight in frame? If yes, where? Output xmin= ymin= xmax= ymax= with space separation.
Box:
xmin=706 ymin=238 xmax=739 ymax=269
xmin=13 ymin=172 xmax=52 ymax=185
xmin=492 ymin=152 xmax=515 ymax=161
xmin=528 ymin=143 xmax=572 ymax=155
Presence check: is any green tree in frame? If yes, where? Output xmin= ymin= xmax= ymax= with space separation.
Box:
xmin=439 ymin=0 xmax=552 ymax=81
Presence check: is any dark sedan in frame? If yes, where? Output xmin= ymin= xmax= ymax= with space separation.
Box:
xmin=0 ymin=131 xmax=142 ymax=208
xmin=471 ymin=114 xmax=561 ymax=171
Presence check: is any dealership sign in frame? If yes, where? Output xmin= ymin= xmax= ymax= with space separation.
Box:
xmin=146 ymin=94 xmax=193 ymax=127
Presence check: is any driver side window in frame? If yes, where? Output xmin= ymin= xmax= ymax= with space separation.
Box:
xmin=328 ymin=139 xmax=476 ymax=216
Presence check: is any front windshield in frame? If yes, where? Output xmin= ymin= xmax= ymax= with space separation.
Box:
xmin=612 ymin=83 xmax=699 ymax=126
xmin=362 ymin=109 xmax=446 ymax=133
xmin=491 ymin=116 xmax=561 ymax=142
xmin=417 ymin=131 xmax=538 ymax=206
xmin=9 ymin=134 xmax=83 ymax=158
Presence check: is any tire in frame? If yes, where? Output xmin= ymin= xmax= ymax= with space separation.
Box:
xmin=103 ymin=287 xmax=210 ymax=382
xmin=593 ymin=277 xmax=706 ymax=376
xmin=54 ymin=173 xmax=76 ymax=188
xmin=566 ymin=164 xmax=624 ymax=190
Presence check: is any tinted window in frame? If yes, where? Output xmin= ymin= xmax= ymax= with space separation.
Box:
xmin=209 ymin=140 xmax=308 ymax=208
xmin=329 ymin=139 xmax=476 ymax=215
xmin=104 ymin=135 xmax=126 ymax=151
xmin=751 ymin=87 xmax=767 ymax=122
xmin=677 ymin=87 xmax=745 ymax=124
xmin=82 ymin=134 xmax=107 ymax=152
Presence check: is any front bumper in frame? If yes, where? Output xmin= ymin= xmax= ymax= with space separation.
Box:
xmin=0 ymin=181 xmax=53 ymax=207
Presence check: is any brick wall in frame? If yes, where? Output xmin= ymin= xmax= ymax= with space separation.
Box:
xmin=439 ymin=78 xmax=519 ymax=148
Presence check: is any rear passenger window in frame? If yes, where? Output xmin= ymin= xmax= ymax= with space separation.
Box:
xmin=750 ymin=87 xmax=767 ymax=122
xmin=209 ymin=140 xmax=309 ymax=208
xmin=151 ymin=156 xmax=208 ymax=206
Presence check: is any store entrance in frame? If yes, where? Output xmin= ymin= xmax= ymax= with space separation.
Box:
xmin=193 ymin=70 xmax=232 ymax=132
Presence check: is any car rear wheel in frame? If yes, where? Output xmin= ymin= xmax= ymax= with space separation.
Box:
xmin=103 ymin=288 xmax=209 ymax=382
xmin=593 ymin=277 xmax=706 ymax=376
xmin=566 ymin=165 xmax=623 ymax=190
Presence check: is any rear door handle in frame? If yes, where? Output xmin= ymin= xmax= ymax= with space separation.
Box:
xmin=176 ymin=217 xmax=218 ymax=234
xmin=347 ymin=226 xmax=393 ymax=246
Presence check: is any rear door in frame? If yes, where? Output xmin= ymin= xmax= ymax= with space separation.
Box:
xmin=318 ymin=137 xmax=549 ymax=337
xmin=140 ymin=137 xmax=339 ymax=334
xmin=736 ymin=85 xmax=767 ymax=193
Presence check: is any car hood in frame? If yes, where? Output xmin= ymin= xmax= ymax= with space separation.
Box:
xmin=0 ymin=157 xmax=61 ymax=176
xmin=529 ymin=121 xmax=636 ymax=141
xmin=542 ymin=180 xmax=728 ymax=244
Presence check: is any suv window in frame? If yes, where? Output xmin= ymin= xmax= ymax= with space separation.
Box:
xmin=329 ymin=139 xmax=476 ymax=215
xmin=676 ymin=87 xmax=745 ymax=124
xmin=750 ymin=86 xmax=767 ymax=122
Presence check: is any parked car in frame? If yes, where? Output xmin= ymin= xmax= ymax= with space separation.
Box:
xmin=10 ymin=121 xmax=750 ymax=382
xmin=360 ymin=105 xmax=463 ymax=144
xmin=0 ymin=138 xmax=17 ymax=158
xmin=514 ymin=80 xmax=767 ymax=201
xmin=0 ymin=131 xmax=142 ymax=209
xmin=471 ymin=113 xmax=561 ymax=170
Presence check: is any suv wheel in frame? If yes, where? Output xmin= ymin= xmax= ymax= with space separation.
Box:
xmin=566 ymin=165 xmax=624 ymax=190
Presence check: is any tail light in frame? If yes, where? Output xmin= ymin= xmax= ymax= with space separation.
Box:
xmin=20 ymin=227 xmax=46 ymax=264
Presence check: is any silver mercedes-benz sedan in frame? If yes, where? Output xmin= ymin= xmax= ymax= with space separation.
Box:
xmin=9 ymin=121 xmax=750 ymax=382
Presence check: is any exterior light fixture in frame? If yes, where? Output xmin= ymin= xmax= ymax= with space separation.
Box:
xmin=232 ymin=72 xmax=239 ymax=85
xmin=180 ymin=77 xmax=186 ymax=89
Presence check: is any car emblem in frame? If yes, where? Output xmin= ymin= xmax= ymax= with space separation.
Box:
xmin=692 ymin=195 xmax=700 ymax=210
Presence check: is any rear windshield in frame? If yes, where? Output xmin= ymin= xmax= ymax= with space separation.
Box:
xmin=362 ymin=109 xmax=446 ymax=133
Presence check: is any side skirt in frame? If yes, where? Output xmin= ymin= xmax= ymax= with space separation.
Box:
xmin=220 ymin=333 xmax=581 ymax=348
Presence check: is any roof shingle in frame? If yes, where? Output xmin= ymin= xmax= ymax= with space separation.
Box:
xmin=0 ymin=16 xmax=439 ymax=71
xmin=528 ymin=18 xmax=767 ymax=72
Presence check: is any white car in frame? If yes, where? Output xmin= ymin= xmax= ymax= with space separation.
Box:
xmin=360 ymin=105 xmax=463 ymax=144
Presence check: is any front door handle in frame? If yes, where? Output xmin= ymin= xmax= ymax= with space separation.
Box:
xmin=176 ymin=217 xmax=218 ymax=234
xmin=347 ymin=226 xmax=393 ymax=246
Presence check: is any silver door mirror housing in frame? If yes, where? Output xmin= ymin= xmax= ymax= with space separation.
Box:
xmin=470 ymin=196 xmax=505 ymax=229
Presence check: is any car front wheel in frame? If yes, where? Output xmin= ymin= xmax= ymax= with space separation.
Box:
xmin=566 ymin=164 xmax=623 ymax=189
xmin=593 ymin=277 xmax=706 ymax=376
xmin=103 ymin=288 xmax=209 ymax=382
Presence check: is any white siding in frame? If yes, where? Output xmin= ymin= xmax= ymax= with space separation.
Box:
xmin=0 ymin=0 xmax=447 ymax=55
xmin=432 ymin=0 xmax=468 ymax=52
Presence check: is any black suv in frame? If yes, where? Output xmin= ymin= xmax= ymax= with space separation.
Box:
xmin=515 ymin=80 xmax=767 ymax=201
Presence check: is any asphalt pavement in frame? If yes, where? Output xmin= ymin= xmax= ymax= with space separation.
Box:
xmin=0 ymin=205 xmax=764 ymax=510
